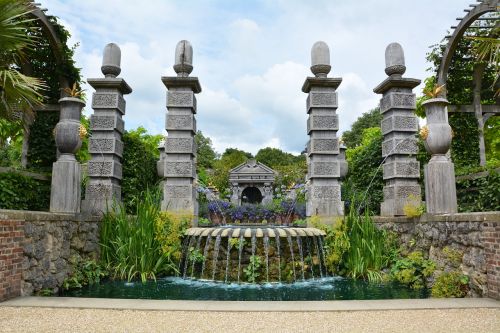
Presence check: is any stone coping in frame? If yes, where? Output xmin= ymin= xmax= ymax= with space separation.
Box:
xmin=1 ymin=297 xmax=499 ymax=312
xmin=0 ymin=209 xmax=497 ymax=225
xmin=0 ymin=209 xmax=101 ymax=222
xmin=373 ymin=211 xmax=500 ymax=224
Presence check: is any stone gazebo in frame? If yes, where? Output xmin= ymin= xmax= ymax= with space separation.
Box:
xmin=229 ymin=159 xmax=276 ymax=205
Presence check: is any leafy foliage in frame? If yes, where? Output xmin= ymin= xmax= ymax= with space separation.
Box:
xmin=100 ymin=188 xmax=178 ymax=283
xmin=26 ymin=109 xmax=58 ymax=171
xmin=155 ymin=211 xmax=192 ymax=265
xmin=244 ymin=255 xmax=262 ymax=283
xmin=343 ymin=127 xmax=384 ymax=214
xmin=313 ymin=206 xmax=392 ymax=282
xmin=341 ymin=108 xmax=382 ymax=148
xmin=63 ymin=258 xmax=107 ymax=290
xmin=425 ymin=29 xmax=497 ymax=168
xmin=195 ymin=130 xmax=217 ymax=170
xmin=0 ymin=0 xmax=46 ymax=122
xmin=456 ymin=168 xmax=500 ymax=212
xmin=0 ymin=171 xmax=49 ymax=210
xmin=121 ymin=127 xmax=162 ymax=213
xmin=390 ymin=251 xmax=436 ymax=289
xmin=255 ymin=147 xmax=302 ymax=168
xmin=24 ymin=14 xmax=82 ymax=170
xmin=431 ymin=271 xmax=469 ymax=298
xmin=209 ymin=148 xmax=251 ymax=196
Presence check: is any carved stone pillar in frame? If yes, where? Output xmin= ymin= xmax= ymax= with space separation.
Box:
xmin=161 ymin=40 xmax=201 ymax=219
xmin=373 ymin=43 xmax=421 ymax=216
xmin=303 ymin=41 xmax=344 ymax=218
xmin=82 ymin=43 xmax=132 ymax=214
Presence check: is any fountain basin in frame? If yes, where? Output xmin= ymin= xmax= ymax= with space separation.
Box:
xmin=181 ymin=226 xmax=328 ymax=283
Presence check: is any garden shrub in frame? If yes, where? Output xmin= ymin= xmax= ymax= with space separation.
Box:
xmin=431 ymin=271 xmax=469 ymax=298
xmin=155 ymin=211 xmax=192 ymax=266
xmin=0 ymin=172 xmax=49 ymax=210
xmin=390 ymin=251 xmax=436 ymax=289
xmin=63 ymin=258 xmax=107 ymax=290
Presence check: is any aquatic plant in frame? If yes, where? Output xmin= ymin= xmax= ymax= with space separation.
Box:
xmin=100 ymin=188 xmax=179 ymax=283
xmin=244 ymin=255 xmax=262 ymax=283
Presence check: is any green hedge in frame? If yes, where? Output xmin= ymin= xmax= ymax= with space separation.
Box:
xmin=456 ymin=169 xmax=500 ymax=212
xmin=0 ymin=172 xmax=50 ymax=211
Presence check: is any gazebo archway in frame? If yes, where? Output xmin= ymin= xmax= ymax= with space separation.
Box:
xmin=241 ymin=187 xmax=263 ymax=204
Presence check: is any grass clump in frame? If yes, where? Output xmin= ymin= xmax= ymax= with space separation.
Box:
xmin=313 ymin=205 xmax=393 ymax=282
xmin=100 ymin=188 xmax=182 ymax=283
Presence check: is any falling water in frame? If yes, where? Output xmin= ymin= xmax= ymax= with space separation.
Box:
xmin=182 ymin=236 xmax=194 ymax=278
xmin=313 ymin=236 xmax=323 ymax=278
xmin=297 ymin=236 xmax=305 ymax=281
xmin=211 ymin=234 xmax=222 ymax=280
xmin=237 ymin=234 xmax=244 ymax=283
xmin=251 ymin=233 xmax=256 ymax=257
xmin=190 ymin=236 xmax=203 ymax=278
xmin=306 ymin=236 xmax=315 ymax=280
xmin=224 ymin=236 xmax=232 ymax=283
xmin=200 ymin=235 xmax=212 ymax=278
xmin=275 ymin=233 xmax=281 ymax=282
xmin=286 ymin=234 xmax=297 ymax=281
xmin=179 ymin=235 xmax=190 ymax=275
xmin=263 ymin=235 xmax=270 ymax=282
xmin=318 ymin=237 xmax=328 ymax=277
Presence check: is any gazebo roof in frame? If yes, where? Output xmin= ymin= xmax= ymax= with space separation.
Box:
xmin=229 ymin=159 xmax=276 ymax=183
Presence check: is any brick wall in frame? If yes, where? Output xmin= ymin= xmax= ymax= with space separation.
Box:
xmin=0 ymin=220 xmax=24 ymax=302
xmin=483 ymin=221 xmax=500 ymax=300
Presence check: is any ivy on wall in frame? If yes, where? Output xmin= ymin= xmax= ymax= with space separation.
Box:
xmin=25 ymin=16 xmax=82 ymax=171
xmin=456 ymin=169 xmax=500 ymax=212
xmin=0 ymin=172 xmax=50 ymax=211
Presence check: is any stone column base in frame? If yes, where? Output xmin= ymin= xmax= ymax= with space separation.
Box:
xmin=50 ymin=160 xmax=81 ymax=213
xmin=424 ymin=157 xmax=457 ymax=214
xmin=81 ymin=182 xmax=121 ymax=215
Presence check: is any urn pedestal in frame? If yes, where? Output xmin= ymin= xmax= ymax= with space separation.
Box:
xmin=50 ymin=97 xmax=85 ymax=213
xmin=422 ymin=98 xmax=457 ymax=214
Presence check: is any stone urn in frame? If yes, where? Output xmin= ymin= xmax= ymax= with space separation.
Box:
xmin=422 ymin=98 xmax=452 ymax=157
xmin=55 ymin=97 xmax=85 ymax=157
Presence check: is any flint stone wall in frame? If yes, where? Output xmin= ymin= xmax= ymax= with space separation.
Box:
xmin=0 ymin=210 xmax=100 ymax=297
xmin=374 ymin=212 xmax=500 ymax=299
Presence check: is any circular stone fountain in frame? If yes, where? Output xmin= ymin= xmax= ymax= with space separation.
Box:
xmin=181 ymin=226 xmax=327 ymax=283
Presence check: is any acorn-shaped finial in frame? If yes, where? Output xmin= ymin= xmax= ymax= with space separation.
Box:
xmin=101 ymin=43 xmax=121 ymax=78
xmin=310 ymin=41 xmax=331 ymax=78
xmin=173 ymin=40 xmax=193 ymax=77
xmin=385 ymin=42 xmax=406 ymax=77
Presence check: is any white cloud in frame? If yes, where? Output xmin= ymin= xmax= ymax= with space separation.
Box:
xmin=40 ymin=0 xmax=472 ymax=155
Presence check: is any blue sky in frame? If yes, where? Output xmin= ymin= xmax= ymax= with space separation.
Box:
xmin=40 ymin=0 xmax=471 ymax=155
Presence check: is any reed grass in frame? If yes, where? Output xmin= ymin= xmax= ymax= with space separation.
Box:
xmin=100 ymin=188 xmax=176 ymax=282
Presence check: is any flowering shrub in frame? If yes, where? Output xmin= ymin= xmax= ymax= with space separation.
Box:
xmin=207 ymin=200 xmax=231 ymax=214
xmin=203 ymin=198 xmax=305 ymax=226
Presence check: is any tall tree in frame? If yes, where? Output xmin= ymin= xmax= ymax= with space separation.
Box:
xmin=341 ymin=108 xmax=382 ymax=149
xmin=195 ymin=130 xmax=217 ymax=170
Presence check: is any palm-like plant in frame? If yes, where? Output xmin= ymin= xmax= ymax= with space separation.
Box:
xmin=0 ymin=0 xmax=46 ymax=123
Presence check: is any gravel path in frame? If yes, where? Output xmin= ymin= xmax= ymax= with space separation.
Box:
xmin=0 ymin=307 xmax=499 ymax=333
